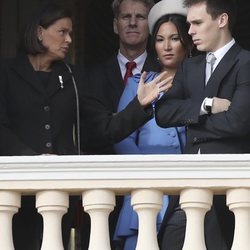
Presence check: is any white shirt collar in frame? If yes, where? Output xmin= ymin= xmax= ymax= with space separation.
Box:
xmin=117 ymin=50 xmax=147 ymax=78
xmin=207 ymin=39 xmax=235 ymax=67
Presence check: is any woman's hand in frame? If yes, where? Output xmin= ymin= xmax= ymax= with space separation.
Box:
xmin=137 ymin=71 xmax=173 ymax=107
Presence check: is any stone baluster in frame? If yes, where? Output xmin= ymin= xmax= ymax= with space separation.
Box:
xmin=82 ymin=189 xmax=115 ymax=250
xmin=36 ymin=191 xmax=69 ymax=250
xmin=131 ymin=189 xmax=163 ymax=250
xmin=180 ymin=188 xmax=213 ymax=250
xmin=0 ymin=191 xmax=21 ymax=250
xmin=227 ymin=188 xmax=250 ymax=250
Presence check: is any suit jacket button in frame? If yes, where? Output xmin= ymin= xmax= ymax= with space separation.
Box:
xmin=44 ymin=106 xmax=50 ymax=112
xmin=45 ymin=124 xmax=50 ymax=130
xmin=193 ymin=137 xmax=198 ymax=142
xmin=170 ymin=131 xmax=176 ymax=137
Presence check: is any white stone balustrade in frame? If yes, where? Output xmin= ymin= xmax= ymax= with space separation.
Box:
xmin=0 ymin=191 xmax=20 ymax=250
xmin=180 ymin=188 xmax=213 ymax=250
xmin=227 ymin=188 xmax=250 ymax=250
xmin=0 ymin=154 xmax=250 ymax=249
xmin=131 ymin=189 xmax=163 ymax=250
xmin=82 ymin=189 xmax=115 ymax=250
xmin=36 ymin=190 xmax=69 ymax=250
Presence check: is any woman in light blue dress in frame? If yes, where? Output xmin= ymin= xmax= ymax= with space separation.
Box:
xmin=113 ymin=0 xmax=195 ymax=249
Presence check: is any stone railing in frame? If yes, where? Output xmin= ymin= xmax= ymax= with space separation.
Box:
xmin=1 ymin=154 xmax=250 ymax=250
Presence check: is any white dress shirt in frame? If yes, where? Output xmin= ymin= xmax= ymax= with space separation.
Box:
xmin=200 ymin=39 xmax=236 ymax=115
xmin=117 ymin=50 xmax=147 ymax=79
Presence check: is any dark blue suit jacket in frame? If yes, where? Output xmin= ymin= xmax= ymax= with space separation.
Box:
xmin=156 ymin=43 xmax=250 ymax=249
xmin=155 ymin=43 xmax=250 ymax=154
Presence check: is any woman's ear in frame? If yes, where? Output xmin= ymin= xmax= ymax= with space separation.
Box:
xmin=37 ymin=25 xmax=43 ymax=41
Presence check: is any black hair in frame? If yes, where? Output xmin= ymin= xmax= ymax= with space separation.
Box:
xmin=151 ymin=14 xmax=195 ymax=58
xmin=20 ymin=3 xmax=72 ymax=55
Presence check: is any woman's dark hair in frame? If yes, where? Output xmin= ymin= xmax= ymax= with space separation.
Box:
xmin=151 ymin=14 xmax=195 ymax=59
xmin=20 ymin=3 xmax=72 ymax=55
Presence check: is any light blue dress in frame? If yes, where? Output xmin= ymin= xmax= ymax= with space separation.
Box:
xmin=113 ymin=72 xmax=186 ymax=249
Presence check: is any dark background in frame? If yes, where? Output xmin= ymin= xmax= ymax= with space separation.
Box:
xmin=83 ymin=0 xmax=250 ymax=67
xmin=1 ymin=0 xmax=250 ymax=67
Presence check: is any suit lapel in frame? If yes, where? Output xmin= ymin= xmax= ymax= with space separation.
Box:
xmin=105 ymin=54 xmax=159 ymax=97
xmin=11 ymin=55 xmax=72 ymax=97
xmin=105 ymin=55 xmax=124 ymax=98
xmin=205 ymin=43 xmax=241 ymax=97
xmin=189 ymin=54 xmax=207 ymax=96
xmin=103 ymin=53 xmax=159 ymax=109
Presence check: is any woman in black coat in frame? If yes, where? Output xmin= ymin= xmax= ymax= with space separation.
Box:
xmin=0 ymin=3 xmax=83 ymax=249
xmin=0 ymin=2 xmax=174 ymax=248
xmin=0 ymin=4 xmax=83 ymax=156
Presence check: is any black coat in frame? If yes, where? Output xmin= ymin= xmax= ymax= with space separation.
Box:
xmin=0 ymin=54 xmax=84 ymax=155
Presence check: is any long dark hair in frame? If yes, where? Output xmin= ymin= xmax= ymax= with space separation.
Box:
xmin=20 ymin=3 xmax=72 ymax=55
xmin=151 ymin=14 xmax=195 ymax=58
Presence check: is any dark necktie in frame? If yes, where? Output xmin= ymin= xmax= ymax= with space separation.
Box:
xmin=124 ymin=61 xmax=136 ymax=84
xmin=206 ymin=53 xmax=216 ymax=84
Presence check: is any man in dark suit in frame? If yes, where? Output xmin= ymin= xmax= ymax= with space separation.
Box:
xmin=85 ymin=0 xmax=158 ymax=154
xmin=155 ymin=0 xmax=250 ymax=249
xmin=81 ymin=2 xmax=161 ymax=248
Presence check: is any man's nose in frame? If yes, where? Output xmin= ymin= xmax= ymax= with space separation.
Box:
xmin=129 ymin=16 xmax=137 ymax=26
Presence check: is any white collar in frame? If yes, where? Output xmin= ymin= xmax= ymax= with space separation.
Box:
xmin=207 ymin=39 xmax=235 ymax=65
xmin=117 ymin=50 xmax=147 ymax=71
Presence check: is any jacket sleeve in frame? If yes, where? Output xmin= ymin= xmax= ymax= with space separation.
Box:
xmin=155 ymin=62 xmax=203 ymax=128
xmin=190 ymin=61 xmax=250 ymax=140
xmin=114 ymin=75 xmax=142 ymax=154
xmin=155 ymin=60 xmax=250 ymax=141
xmin=81 ymin=72 xmax=153 ymax=152
xmin=0 ymin=60 xmax=37 ymax=155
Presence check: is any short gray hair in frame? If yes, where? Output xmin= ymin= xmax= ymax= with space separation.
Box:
xmin=111 ymin=0 xmax=155 ymax=18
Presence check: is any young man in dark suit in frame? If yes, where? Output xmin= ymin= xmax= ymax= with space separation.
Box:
xmin=155 ymin=0 xmax=250 ymax=249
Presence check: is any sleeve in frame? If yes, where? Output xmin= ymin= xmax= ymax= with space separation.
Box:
xmin=155 ymin=60 xmax=250 ymax=141
xmin=191 ymin=61 xmax=250 ymax=140
xmin=0 ymin=60 xmax=37 ymax=155
xmin=155 ymin=62 xmax=203 ymax=128
xmin=81 ymin=72 xmax=153 ymax=153
xmin=114 ymin=76 xmax=142 ymax=154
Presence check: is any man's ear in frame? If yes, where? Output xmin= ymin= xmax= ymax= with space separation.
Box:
xmin=218 ymin=13 xmax=228 ymax=28
xmin=113 ymin=18 xmax=118 ymax=35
